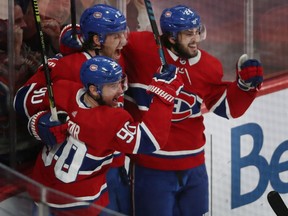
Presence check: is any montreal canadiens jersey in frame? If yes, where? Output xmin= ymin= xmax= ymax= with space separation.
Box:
xmin=13 ymin=51 xmax=127 ymax=168
xmin=14 ymin=51 xmax=90 ymax=118
xmin=27 ymin=79 xmax=174 ymax=209
xmin=119 ymin=31 xmax=258 ymax=171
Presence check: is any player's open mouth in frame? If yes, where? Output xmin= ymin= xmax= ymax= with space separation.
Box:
xmin=114 ymin=49 xmax=122 ymax=59
xmin=113 ymin=96 xmax=120 ymax=103
xmin=188 ymin=43 xmax=197 ymax=49
xmin=116 ymin=48 xmax=122 ymax=55
xmin=112 ymin=97 xmax=119 ymax=107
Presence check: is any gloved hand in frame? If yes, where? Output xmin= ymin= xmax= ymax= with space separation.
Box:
xmin=28 ymin=110 xmax=69 ymax=147
xmin=236 ymin=54 xmax=263 ymax=91
xmin=147 ymin=64 xmax=183 ymax=104
xmin=59 ymin=24 xmax=83 ymax=56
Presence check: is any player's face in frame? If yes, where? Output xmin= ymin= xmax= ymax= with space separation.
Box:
xmin=100 ymin=31 xmax=128 ymax=60
xmin=173 ymin=28 xmax=200 ymax=58
xmin=101 ymin=80 xmax=124 ymax=107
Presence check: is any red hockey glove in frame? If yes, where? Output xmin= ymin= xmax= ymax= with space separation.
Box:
xmin=147 ymin=64 xmax=183 ymax=105
xmin=28 ymin=110 xmax=69 ymax=147
xmin=59 ymin=24 xmax=83 ymax=56
xmin=236 ymin=54 xmax=263 ymax=91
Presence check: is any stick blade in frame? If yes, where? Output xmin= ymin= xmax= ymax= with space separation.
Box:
xmin=267 ymin=191 xmax=288 ymax=216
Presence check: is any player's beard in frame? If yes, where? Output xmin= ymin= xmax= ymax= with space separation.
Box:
xmin=173 ymin=41 xmax=198 ymax=59
xmin=96 ymin=95 xmax=106 ymax=106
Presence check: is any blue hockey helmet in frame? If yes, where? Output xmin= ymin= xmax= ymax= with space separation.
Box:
xmin=160 ymin=5 xmax=206 ymax=41
xmin=80 ymin=4 xmax=127 ymax=44
xmin=80 ymin=56 xmax=123 ymax=92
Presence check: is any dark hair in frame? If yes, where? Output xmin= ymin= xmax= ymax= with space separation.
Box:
xmin=16 ymin=0 xmax=30 ymax=14
xmin=82 ymin=33 xmax=101 ymax=54
xmin=160 ymin=33 xmax=174 ymax=50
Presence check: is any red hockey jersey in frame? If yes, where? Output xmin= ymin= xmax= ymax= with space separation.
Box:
xmin=13 ymin=52 xmax=126 ymax=168
xmin=28 ymin=79 xmax=174 ymax=212
xmin=119 ymin=31 xmax=258 ymax=171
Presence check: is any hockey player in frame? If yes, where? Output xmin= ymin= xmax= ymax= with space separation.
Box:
xmin=14 ymin=4 xmax=128 ymax=91
xmin=119 ymin=5 xmax=264 ymax=216
xmin=13 ymin=4 xmax=131 ymax=215
xmin=27 ymin=56 xmax=183 ymax=216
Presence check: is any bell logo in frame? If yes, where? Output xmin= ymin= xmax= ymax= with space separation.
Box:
xmin=231 ymin=123 xmax=288 ymax=209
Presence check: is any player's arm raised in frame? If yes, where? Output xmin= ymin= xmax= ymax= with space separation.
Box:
xmin=226 ymin=54 xmax=263 ymax=117
xmin=114 ymin=64 xmax=183 ymax=154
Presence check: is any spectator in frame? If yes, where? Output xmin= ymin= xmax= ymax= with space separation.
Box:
xmin=22 ymin=0 xmax=71 ymax=57
xmin=0 ymin=1 xmax=41 ymax=163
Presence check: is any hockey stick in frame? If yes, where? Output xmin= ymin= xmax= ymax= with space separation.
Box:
xmin=31 ymin=0 xmax=58 ymax=121
xmin=144 ymin=0 xmax=167 ymax=67
xmin=267 ymin=191 xmax=288 ymax=215
xmin=70 ymin=0 xmax=77 ymax=39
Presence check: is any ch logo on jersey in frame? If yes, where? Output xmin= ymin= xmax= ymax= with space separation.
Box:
xmin=172 ymin=90 xmax=201 ymax=122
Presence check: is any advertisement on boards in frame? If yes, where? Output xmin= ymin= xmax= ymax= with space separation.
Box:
xmin=204 ymin=78 xmax=288 ymax=215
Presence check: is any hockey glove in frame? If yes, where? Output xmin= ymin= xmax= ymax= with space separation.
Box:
xmin=28 ymin=110 xmax=69 ymax=147
xmin=147 ymin=64 xmax=183 ymax=105
xmin=236 ymin=54 xmax=263 ymax=91
xmin=59 ymin=24 xmax=83 ymax=56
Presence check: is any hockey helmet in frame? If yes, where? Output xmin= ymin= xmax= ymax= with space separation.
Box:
xmin=160 ymin=5 xmax=206 ymax=41
xmin=80 ymin=56 xmax=123 ymax=93
xmin=80 ymin=4 xmax=127 ymax=44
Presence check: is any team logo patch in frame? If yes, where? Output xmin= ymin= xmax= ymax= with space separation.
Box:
xmin=93 ymin=12 xmax=102 ymax=19
xmin=165 ymin=11 xmax=172 ymax=17
xmin=89 ymin=64 xmax=98 ymax=71
xmin=172 ymin=91 xmax=201 ymax=121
